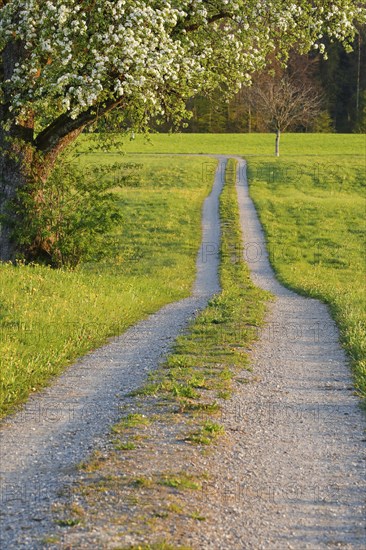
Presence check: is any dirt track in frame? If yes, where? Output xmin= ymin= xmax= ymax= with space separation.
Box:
xmin=0 ymin=156 xmax=226 ymax=549
xmin=187 ymin=158 xmax=366 ymax=549
xmin=0 ymin=156 xmax=365 ymax=549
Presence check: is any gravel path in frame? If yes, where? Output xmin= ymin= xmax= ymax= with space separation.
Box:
xmin=0 ymin=156 xmax=226 ymax=549
xmin=189 ymin=158 xmax=366 ymax=549
xmin=0 ymin=155 xmax=365 ymax=549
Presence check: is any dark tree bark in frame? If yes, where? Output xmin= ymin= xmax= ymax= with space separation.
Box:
xmin=275 ymin=128 xmax=280 ymax=157
xmin=0 ymin=133 xmax=32 ymax=260
xmin=0 ymin=40 xmax=36 ymax=260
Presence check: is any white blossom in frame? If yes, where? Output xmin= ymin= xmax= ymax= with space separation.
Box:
xmin=0 ymin=1 xmax=363 ymax=128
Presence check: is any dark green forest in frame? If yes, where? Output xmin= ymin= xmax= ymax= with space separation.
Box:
xmin=179 ymin=29 xmax=366 ymax=134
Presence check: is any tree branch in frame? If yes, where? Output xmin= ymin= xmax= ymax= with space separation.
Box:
xmin=185 ymin=12 xmax=230 ymax=32
xmin=35 ymin=98 xmax=124 ymax=155
xmin=174 ymin=10 xmax=231 ymax=34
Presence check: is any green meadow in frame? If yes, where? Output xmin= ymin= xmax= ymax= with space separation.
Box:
xmin=248 ymin=152 xmax=366 ymax=397
xmin=0 ymin=133 xmax=365 ymax=418
xmin=80 ymin=133 xmax=365 ymax=396
xmin=78 ymin=132 xmax=365 ymax=157
xmin=0 ymin=154 xmax=212 ymax=417
xmin=89 ymin=132 xmax=365 ymax=395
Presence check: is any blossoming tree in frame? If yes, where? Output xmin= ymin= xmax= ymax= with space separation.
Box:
xmin=0 ymin=0 xmax=364 ymax=260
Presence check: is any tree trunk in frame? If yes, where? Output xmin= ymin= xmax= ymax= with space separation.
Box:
xmin=275 ymin=128 xmax=280 ymax=157
xmin=0 ymin=130 xmax=36 ymax=260
xmin=0 ymin=40 xmax=35 ymax=261
xmin=0 ymin=154 xmax=25 ymax=261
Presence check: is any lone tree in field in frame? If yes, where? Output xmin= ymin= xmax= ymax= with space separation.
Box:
xmin=250 ymin=74 xmax=324 ymax=156
xmin=0 ymin=1 xmax=364 ymax=261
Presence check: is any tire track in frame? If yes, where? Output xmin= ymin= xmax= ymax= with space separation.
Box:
xmin=0 ymin=156 xmax=226 ymax=549
xmin=189 ymin=158 xmax=366 ymax=549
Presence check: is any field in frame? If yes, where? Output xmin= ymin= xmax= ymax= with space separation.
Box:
xmin=110 ymin=132 xmax=365 ymax=397
xmin=77 ymin=132 xmax=365 ymax=157
xmin=78 ymin=132 xmax=365 ymax=396
xmin=248 ymin=153 xmax=366 ymax=396
xmin=0 ymin=155 xmax=213 ymax=417
xmin=0 ymin=133 xmax=365 ymax=417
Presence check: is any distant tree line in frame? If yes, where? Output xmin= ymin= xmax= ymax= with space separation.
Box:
xmin=173 ymin=27 xmax=366 ymax=134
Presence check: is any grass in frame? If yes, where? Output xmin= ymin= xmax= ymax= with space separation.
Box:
xmin=77 ymin=132 xmax=365 ymax=157
xmin=133 ymin=477 xmax=154 ymax=488
xmin=109 ymin=159 xmax=269 ymax=459
xmin=158 ymin=474 xmax=202 ymax=491
xmin=247 ymin=150 xmax=366 ymax=397
xmin=112 ymin=413 xmax=151 ymax=432
xmin=1 ymin=134 xmax=364 ymax=416
xmin=185 ymin=421 xmax=225 ymax=445
xmin=0 ymin=155 xmax=212 ymax=418
xmin=55 ymin=518 xmax=81 ymax=527
xmin=114 ymin=441 xmax=136 ymax=451
xmin=106 ymin=156 xmax=270 ymax=467
xmin=189 ymin=512 xmax=206 ymax=521
xmin=100 ymin=131 xmax=365 ymax=398
xmin=79 ymin=133 xmax=366 ymax=402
